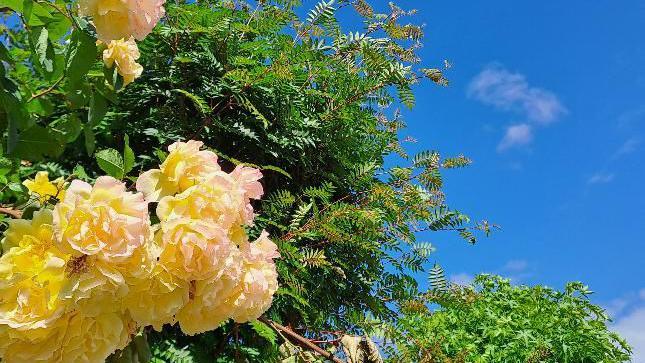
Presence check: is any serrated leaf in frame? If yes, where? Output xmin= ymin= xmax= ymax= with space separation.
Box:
xmin=51 ymin=113 xmax=82 ymax=143
xmin=123 ymin=134 xmax=135 ymax=174
xmin=95 ymin=148 xmax=124 ymax=179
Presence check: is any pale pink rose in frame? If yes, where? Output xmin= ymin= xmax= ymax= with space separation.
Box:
xmin=155 ymin=218 xmax=236 ymax=281
xmin=79 ymin=0 xmax=165 ymax=41
xmin=229 ymin=231 xmax=280 ymax=323
xmin=53 ymin=176 xmax=151 ymax=263
xmin=230 ymin=165 xmax=264 ymax=200
xmin=102 ymin=37 xmax=143 ymax=86
xmin=136 ymin=140 xmax=220 ymax=202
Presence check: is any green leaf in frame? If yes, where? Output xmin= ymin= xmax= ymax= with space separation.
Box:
xmin=3 ymin=0 xmax=52 ymax=26
xmin=95 ymin=148 xmax=124 ymax=179
xmin=261 ymin=165 xmax=292 ymax=179
xmin=88 ymin=91 xmax=107 ymax=126
xmin=51 ymin=113 xmax=82 ymax=143
xmin=7 ymin=125 xmax=65 ymax=160
xmin=72 ymin=164 xmax=90 ymax=181
xmin=65 ymin=29 xmax=97 ymax=90
xmin=83 ymin=123 xmax=95 ymax=155
xmin=123 ymin=134 xmax=135 ymax=174
xmin=249 ymin=320 xmax=277 ymax=346
xmin=172 ymin=89 xmax=210 ymax=115
xmin=0 ymin=156 xmax=12 ymax=176
xmin=0 ymin=43 xmax=14 ymax=65
xmin=7 ymin=181 xmax=24 ymax=193
xmin=33 ymin=27 xmax=54 ymax=75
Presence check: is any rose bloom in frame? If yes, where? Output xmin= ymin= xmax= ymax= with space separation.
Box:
xmin=156 ymin=171 xmax=255 ymax=231
xmin=102 ymin=37 xmax=143 ymax=86
xmin=229 ymin=231 xmax=280 ymax=323
xmin=56 ymin=312 xmax=134 ymax=362
xmin=54 ymin=176 xmax=151 ymax=263
xmin=137 ymin=140 xmax=221 ymax=202
xmin=22 ymin=171 xmax=66 ymax=205
xmin=2 ymin=209 xmax=57 ymax=252
xmin=155 ymin=218 xmax=236 ymax=281
xmin=0 ymin=211 xmax=69 ymax=362
xmin=176 ymin=268 xmax=241 ymax=335
xmin=78 ymin=0 xmax=165 ymax=41
xmin=0 ymin=218 xmax=67 ymax=331
xmin=0 ymin=318 xmax=67 ymax=362
xmin=123 ymin=263 xmax=189 ymax=331
xmin=59 ymin=242 xmax=155 ymax=317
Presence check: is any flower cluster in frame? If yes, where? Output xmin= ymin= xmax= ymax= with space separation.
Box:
xmin=0 ymin=141 xmax=279 ymax=362
xmin=79 ymin=0 xmax=165 ymax=85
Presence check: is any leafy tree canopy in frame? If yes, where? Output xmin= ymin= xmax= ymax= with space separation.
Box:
xmin=395 ymin=274 xmax=632 ymax=363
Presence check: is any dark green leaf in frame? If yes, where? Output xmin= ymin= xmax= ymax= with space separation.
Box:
xmin=88 ymin=91 xmax=107 ymax=126
xmin=65 ymin=29 xmax=97 ymax=90
xmin=7 ymin=125 xmax=65 ymax=160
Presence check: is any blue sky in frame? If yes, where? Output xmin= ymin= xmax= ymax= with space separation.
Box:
xmin=364 ymin=0 xmax=645 ymax=358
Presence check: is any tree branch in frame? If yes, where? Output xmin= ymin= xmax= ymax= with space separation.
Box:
xmin=259 ymin=317 xmax=343 ymax=363
xmin=0 ymin=207 xmax=22 ymax=219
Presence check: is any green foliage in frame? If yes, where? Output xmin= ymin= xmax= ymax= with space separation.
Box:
xmin=394 ymin=275 xmax=632 ymax=362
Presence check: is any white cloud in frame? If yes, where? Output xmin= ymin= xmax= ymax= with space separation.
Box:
xmin=613 ymin=137 xmax=641 ymax=158
xmin=469 ymin=64 xmax=566 ymax=152
xmin=587 ymin=172 xmax=615 ymax=185
xmin=612 ymin=308 xmax=645 ymax=362
xmin=503 ymin=259 xmax=529 ymax=272
xmin=468 ymin=64 xmax=566 ymax=124
xmin=497 ymin=123 xmax=533 ymax=152
xmin=450 ymin=273 xmax=474 ymax=286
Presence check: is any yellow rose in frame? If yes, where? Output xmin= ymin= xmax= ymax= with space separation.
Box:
xmin=53 ymin=176 xmax=151 ymax=263
xmin=78 ymin=0 xmax=165 ymax=41
xmin=59 ymin=245 xmax=153 ymax=317
xmin=0 ymin=318 xmax=68 ymax=362
xmin=0 ymin=210 xmax=68 ymax=330
xmin=136 ymin=140 xmax=221 ymax=202
xmin=22 ymin=171 xmax=66 ymax=205
xmin=102 ymin=37 xmax=143 ymax=86
xmin=176 ymin=269 xmax=241 ymax=335
xmin=56 ymin=312 xmax=134 ymax=362
xmin=0 ymin=245 xmax=67 ymax=331
xmin=1 ymin=209 xmax=57 ymax=252
xmin=155 ymin=218 xmax=236 ymax=281
xmin=0 ymin=213 xmax=70 ymax=362
xmin=156 ymin=171 xmax=254 ymax=231
xmin=123 ymin=263 xmax=189 ymax=331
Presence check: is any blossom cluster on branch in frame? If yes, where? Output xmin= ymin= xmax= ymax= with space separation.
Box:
xmin=0 ymin=141 xmax=279 ymax=362
xmin=80 ymin=0 xmax=165 ymax=86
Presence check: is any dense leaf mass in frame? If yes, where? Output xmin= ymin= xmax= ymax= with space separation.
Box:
xmin=395 ymin=275 xmax=632 ymax=362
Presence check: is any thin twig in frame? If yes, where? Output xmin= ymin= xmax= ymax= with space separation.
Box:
xmin=28 ymin=75 xmax=64 ymax=102
xmin=34 ymin=0 xmax=72 ymax=21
